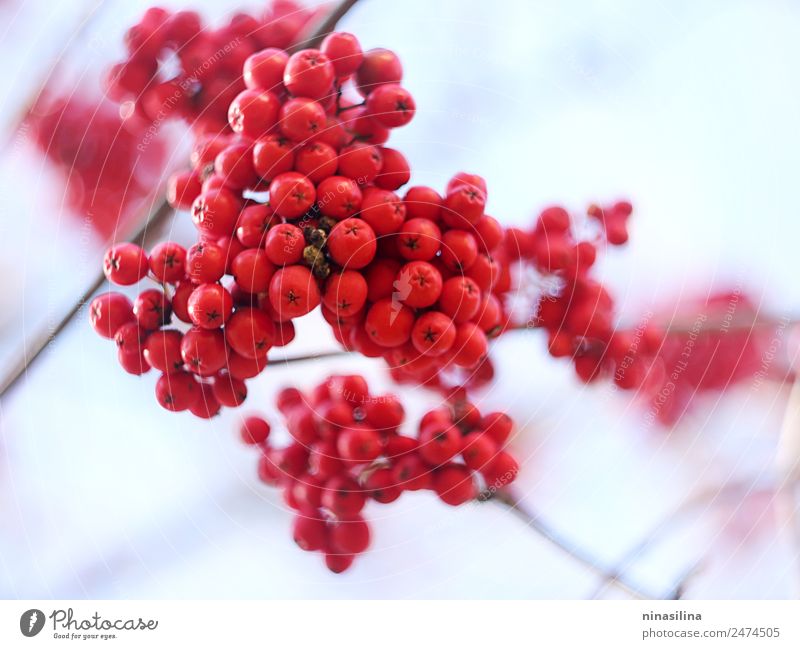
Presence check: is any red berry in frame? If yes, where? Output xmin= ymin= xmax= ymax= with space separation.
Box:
xmin=187 ymin=283 xmax=233 ymax=329
xmin=269 ymin=265 xmax=320 ymax=319
xmin=482 ymin=451 xmax=519 ymax=489
xmin=243 ymin=48 xmax=288 ymax=90
xmin=374 ymin=147 xmax=411 ymax=190
xmin=461 ymin=432 xmax=497 ymax=471
xmin=363 ymin=394 xmax=404 ymax=431
xmin=433 ymin=464 xmax=476 ymax=506
xmin=337 ymin=426 xmax=381 ymax=463
xmin=227 ymin=89 xmax=280 ymax=138
xmin=283 ymin=49 xmax=335 ymax=100
xmin=412 ymin=311 xmax=456 ymax=357
xmin=474 ymin=215 xmax=504 ymax=253
xmin=366 ymin=84 xmax=415 ymax=127
xmin=167 ymin=171 xmax=203 ymax=209
xmin=170 ymin=280 xmax=194 ymax=323
xmin=269 ymin=172 xmax=316 ymax=219
xmin=240 ymin=416 xmax=270 ymax=445
xmin=315 ymin=176 xmax=362 ymax=219
xmin=90 ymin=292 xmax=134 ymax=339
xmin=294 ymin=142 xmax=338 ymax=183
xmin=225 ymin=307 xmax=275 ymax=358
xmin=364 ymin=468 xmax=402 ymax=503
xmin=189 ymin=384 xmax=221 ymax=419
xmin=103 ymin=243 xmax=148 ymax=285
xmin=253 ymin=134 xmax=296 ymax=181
xmin=442 ymin=185 xmax=486 ymax=227
xmin=481 ymin=412 xmax=514 ymax=445
xmin=337 ymin=143 xmax=382 ymax=184
xmin=359 ymin=187 xmax=406 ymax=236
xmin=180 ymin=327 xmax=227 ymax=376
xmin=451 ymin=322 xmax=489 ymax=368
xmin=418 ymin=422 xmax=461 ymax=466
xmin=364 ymin=258 xmax=401 ymax=302
xmin=236 ymin=204 xmax=276 ymax=248
xmin=326 ymin=218 xmax=376 ymax=269
xmin=231 ymin=249 xmax=275 ymax=293
xmin=213 ymin=372 xmax=248 ymax=407
xmin=155 ymin=371 xmax=199 ymax=412
xmin=264 ymin=223 xmax=304 ymax=265
xmin=186 ymin=241 xmax=226 ymax=284
xmin=322 ymin=271 xmax=368 ymax=317
xmin=396 ymin=261 xmax=443 ymax=308
xmin=403 ymin=186 xmax=442 ymax=222
xmin=364 ymin=298 xmax=414 ymax=347
xmin=134 ymin=289 xmax=171 ymax=330
xmin=330 ymin=516 xmax=370 ymax=553
xmin=292 ymin=513 xmax=328 ymax=552
xmin=325 ymin=551 xmax=355 ymax=573
xmin=441 ymin=230 xmax=478 ymax=272
xmin=438 ymin=276 xmax=482 ymax=323
xmin=390 ymin=453 xmax=431 ymax=490
xmin=321 ymin=32 xmax=363 ymax=77
xmin=278 ymin=97 xmax=326 ymax=142
xmin=191 ymin=190 xmax=241 ymax=239
xmin=355 ymin=48 xmax=403 ymax=95
xmin=321 ymin=475 xmax=366 ymax=517
xmin=447 ymin=172 xmax=487 ymax=196
xmin=143 ymin=329 xmax=184 ymax=373
xmin=397 ymin=218 xmax=440 ymax=261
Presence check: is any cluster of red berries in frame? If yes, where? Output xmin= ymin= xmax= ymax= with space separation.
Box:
xmin=105 ymin=2 xmax=319 ymax=135
xmin=501 ymin=201 xmax=661 ymax=390
xmin=26 ymin=93 xmax=166 ymax=238
xmin=239 ymin=374 xmax=518 ymax=572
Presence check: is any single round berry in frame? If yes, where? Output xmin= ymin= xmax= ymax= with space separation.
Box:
xmin=403 ymin=185 xmax=442 ymax=222
xmin=225 ymin=307 xmax=275 ymax=358
xmin=315 ymin=176 xmax=362 ymax=220
xmin=322 ymin=271 xmax=368 ymax=317
xmin=292 ymin=514 xmax=328 ymax=552
xmin=396 ymin=261 xmax=442 ymax=308
xmin=294 ymin=142 xmax=338 ymax=183
xmin=180 ymin=327 xmax=227 ymax=376
xmin=155 ymin=371 xmax=199 ymax=412
xmin=143 ymin=329 xmax=184 ymax=373
xmin=268 ymin=265 xmax=320 ymax=320
xmin=167 ymin=171 xmax=203 ymax=209
xmin=90 ymin=292 xmax=134 ymax=339
xmin=133 ymin=289 xmax=171 ymax=330
xmin=364 ymin=467 xmax=402 ymax=503
xmin=359 ymin=187 xmax=406 ymax=236
xmin=329 ymin=516 xmax=370 ymax=554
xmin=253 ymin=134 xmax=295 ymax=182
xmin=374 ymin=146 xmax=411 ymax=190
xmin=236 ymin=204 xmax=276 ymax=248
xmin=264 ymin=223 xmax=304 ymax=265
xmin=326 ymin=218 xmax=376 ymax=269
xmin=441 ymin=230 xmax=478 ymax=272
xmin=355 ymin=48 xmax=403 ymax=95
xmin=366 ymin=84 xmax=415 ymax=127
xmin=337 ymin=426 xmax=381 ymax=463
xmin=438 ymin=276 xmax=482 ymax=323
xmin=191 ymin=190 xmax=240 ymax=239
xmin=269 ymin=172 xmax=316 ymax=219
xmin=364 ymin=298 xmax=414 ymax=347
xmin=213 ymin=372 xmax=248 ymax=407
xmin=433 ymin=464 xmax=476 ymax=506
xmin=442 ymin=185 xmax=486 ymax=227
xmin=283 ymin=49 xmax=335 ymax=100
xmin=321 ymin=475 xmax=366 ymax=518
xmin=278 ymin=97 xmax=326 ymax=142
xmin=321 ymin=32 xmax=363 ymax=77
xmin=187 ymin=283 xmax=233 ymax=329
xmin=231 ymin=249 xmax=275 ymax=294
xmin=411 ymin=311 xmax=456 ymax=357
xmin=418 ymin=422 xmax=461 ymax=466
xmin=243 ymin=48 xmax=288 ymax=90
xmin=103 ymin=243 xmax=148 ymax=285
xmin=227 ymin=89 xmax=280 ymax=138
xmin=186 ymin=241 xmax=226 ymax=284
xmin=337 ymin=143 xmax=382 ymax=184
xmin=450 ymin=322 xmax=489 ymax=368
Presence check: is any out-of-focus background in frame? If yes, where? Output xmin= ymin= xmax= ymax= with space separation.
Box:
xmin=1 ymin=0 xmax=799 ymax=598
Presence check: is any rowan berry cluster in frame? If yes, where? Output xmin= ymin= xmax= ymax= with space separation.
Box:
xmin=27 ymin=94 xmax=166 ymax=238
xmin=239 ymin=375 xmax=517 ymax=572
xmin=105 ymin=2 xmax=319 ymax=134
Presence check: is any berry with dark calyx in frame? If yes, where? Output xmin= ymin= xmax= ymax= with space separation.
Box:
xmin=225 ymin=307 xmax=275 ymax=358
xmin=315 ymin=176 xmax=363 ymax=220
xmin=326 ymin=218 xmax=376 ymax=269
xmin=212 ymin=372 xmax=248 ymax=407
xmin=321 ymin=475 xmax=366 ymax=518
xmin=103 ymin=243 xmax=148 ymax=285
xmin=322 ymin=271 xmax=368 ymax=317
xmin=366 ymin=84 xmax=415 ymax=127
xmin=143 ymin=329 xmax=184 ymax=373
xmin=90 ymin=292 xmax=134 ymax=339
xmin=364 ymin=468 xmax=402 ymax=503
xmin=187 ymin=283 xmax=233 ymax=329
xmin=411 ymin=311 xmax=456 ymax=357
xmin=269 ymin=265 xmax=321 ymax=319
xmin=265 ymin=223 xmax=305 ymax=265
xmin=181 ymin=327 xmax=227 ymax=376
xmin=155 ymin=371 xmax=199 ymax=412
xmin=134 ymin=289 xmax=171 ymax=330
xmin=191 ymin=190 xmax=241 ymax=239
xmin=278 ymin=97 xmax=326 ymax=142
xmin=186 ymin=241 xmax=226 ymax=284
xmin=231 ymin=248 xmax=275 ymax=294
xmin=396 ymin=261 xmax=443 ymax=308
xmin=269 ymin=171 xmax=316 ymax=219
xmin=283 ymin=49 xmax=335 ymax=100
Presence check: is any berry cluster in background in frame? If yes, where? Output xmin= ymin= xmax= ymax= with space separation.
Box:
xmin=105 ymin=1 xmax=322 ymax=135
xmin=240 ymin=375 xmax=517 ymax=572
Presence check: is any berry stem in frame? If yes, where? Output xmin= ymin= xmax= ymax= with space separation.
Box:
xmin=487 ymin=488 xmax=662 ymax=599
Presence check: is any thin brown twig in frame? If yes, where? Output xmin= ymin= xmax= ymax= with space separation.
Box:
xmin=487 ymin=489 xmax=660 ymax=599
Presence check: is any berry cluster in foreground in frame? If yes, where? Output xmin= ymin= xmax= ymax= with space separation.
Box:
xmin=240 ymin=375 xmax=518 ymax=572
xmin=92 ymin=24 xmax=658 ymax=419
